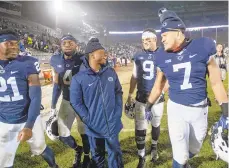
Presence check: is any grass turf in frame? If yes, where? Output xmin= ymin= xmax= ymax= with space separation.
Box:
xmin=14 ymin=68 xmax=228 ymax=168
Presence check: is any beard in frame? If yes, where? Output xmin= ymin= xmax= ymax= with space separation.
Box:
xmin=64 ymin=50 xmax=76 ymax=56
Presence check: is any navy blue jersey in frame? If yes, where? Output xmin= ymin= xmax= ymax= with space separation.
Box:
xmin=50 ymin=53 xmax=83 ymax=101
xmin=155 ymin=37 xmax=216 ymax=105
xmin=134 ymin=50 xmax=158 ymax=95
xmin=0 ymin=55 xmax=40 ymax=124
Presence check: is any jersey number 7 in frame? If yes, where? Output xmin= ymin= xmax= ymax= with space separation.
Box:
xmin=173 ymin=62 xmax=192 ymax=90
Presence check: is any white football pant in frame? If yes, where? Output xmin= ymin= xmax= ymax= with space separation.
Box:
xmin=135 ymin=100 xmax=164 ymax=130
xmin=167 ymin=99 xmax=208 ymax=165
xmin=0 ymin=115 xmax=46 ymax=167
xmin=58 ymin=99 xmax=85 ymax=137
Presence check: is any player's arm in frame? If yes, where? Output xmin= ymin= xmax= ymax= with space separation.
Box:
xmin=163 ymin=80 xmax=169 ymax=93
xmin=147 ymin=68 xmax=166 ymax=108
xmin=207 ymin=57 xmax=228 ymax=117
xmin=70 ymin=76 xmax=90 ymax=126
xmin=18 ymin=61 xmax=41 ymax=142
xmin=25 ymin=74 xmax=41 ymax=129
xmin=127 ymin=62 xmax=137 ymax=104
xmin=51 ymin=69 xmax=62 ymax=109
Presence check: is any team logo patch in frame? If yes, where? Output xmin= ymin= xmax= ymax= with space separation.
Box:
xmin=0 ymin=65 xmax=5 ymax=74
xmin=162 ymin=22 xmax=167 ymax=27
xmin=66 ymin=64 xmax=70 ymax=67
xmin=148 ymin=54 xmax=152 ymax=59
xmin=108 ymin=77 xmax=113 ymax=82
xmin=177 ymin=55 xmax=184 ymax=61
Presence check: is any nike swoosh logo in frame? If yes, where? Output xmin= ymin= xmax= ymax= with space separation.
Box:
xmin=189 ymin=54 xmax=197 ymax=58
xmin=74 ymin=65 xmax=79 ymax=68
xmin=88 ymin=83 xmax=94 ymax=86
xmin=11 ymin=71 xmax=18 ymax=74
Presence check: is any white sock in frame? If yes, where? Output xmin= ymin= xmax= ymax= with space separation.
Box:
xmin=138 ymin=148 xmax=145 ymax=158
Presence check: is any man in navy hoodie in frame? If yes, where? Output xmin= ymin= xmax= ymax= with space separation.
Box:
xmin=70 ymin=38 xmax=124 ymax=168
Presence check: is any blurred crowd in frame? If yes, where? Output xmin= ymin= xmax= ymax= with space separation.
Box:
xmin=0 ymin=16 xmax=60 ymax=54
xmin=0 ymin=15 xmax=228 ymax=71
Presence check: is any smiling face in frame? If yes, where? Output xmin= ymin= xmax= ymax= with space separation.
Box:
xmin=142 ymin=30 xmax=157 ymax=51
xmin=91 ymin=49 xmax=107 ymax=65
xmin=216 ymin=44 xmax=223 ymax=54
xmin=142 ymin=37 xmax=157 ymax=51
xmin=161 ymin=31 xmax=180 ymax=51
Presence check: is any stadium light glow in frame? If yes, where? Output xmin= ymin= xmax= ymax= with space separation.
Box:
xmin=54 ymin=0 xmax=63 ymax=12
xmin=109 ymin=25 xmax=229 ymax=35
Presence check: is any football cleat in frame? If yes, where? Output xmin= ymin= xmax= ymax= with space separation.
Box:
xmin=151 ymin=144 xmax=159 ymax=162
xmin=46 ymin=109 xmax=59 ymax=141
xmin=82 ymin=155 xmax=91 ymax=168
xmin=137 ymin=156 xmax=145 ymax=168
xmin=124 ymin=101 xmax=136 ymax=119
xmin=73 ymin=146 xmax=83 ymax=168
xmin=210 ymin=122 xmax=228 ymax=163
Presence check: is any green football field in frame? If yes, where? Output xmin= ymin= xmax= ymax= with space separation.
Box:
xmin=14 ymin=69 xmax=228 ymax=168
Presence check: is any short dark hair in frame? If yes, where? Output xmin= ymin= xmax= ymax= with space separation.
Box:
xmin=143 ymin=28 xmax=156 ymax=35
xmin=0 ymin=29 xmax=18 ymax=37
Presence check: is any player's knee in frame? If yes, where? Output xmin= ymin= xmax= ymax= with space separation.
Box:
xmin=189 ymin=145 xmax=202 ymax=156
xmin=135 ymin=120 xmax=147 ymax=130
xmin=30 ymin=141 xmax=47 ymax=155
xmin=173 ymin=153 xmax=189 ymax=166
xmin=151 ymin=117 xmax=161 ymax=127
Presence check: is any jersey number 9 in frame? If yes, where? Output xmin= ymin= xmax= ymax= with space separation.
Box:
xmin=142 ymin=60 xmax=154 ymax=80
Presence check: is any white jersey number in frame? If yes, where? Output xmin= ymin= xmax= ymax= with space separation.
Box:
xmin=34 ymin=62 xmax=40 ymax=72
xmin=0 ymin=77 xmax=23 ymax=102
xmin=63 ymin=70 xmax=72 ymax=85
xmin=173 ymin=62 xmax=192 ymax=90
xmin=142 ymin=60 xmax=154 ymax=80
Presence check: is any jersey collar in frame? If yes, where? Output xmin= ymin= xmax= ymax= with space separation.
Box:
xmin=172 ymin=38 xmax=192 ymax=53
xmin=143 ymin=47 xmax=159 ymax=54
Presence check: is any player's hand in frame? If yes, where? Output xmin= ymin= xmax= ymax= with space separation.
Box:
xmin=216 ymin=115 xmax=229 ymax=130
xmin=145 ymin=102 xmax=154 ymax=123
xmin=17 ymin=128 xmax=33 ymax=142
xmin=145 ymin=109 xmax=153 ymax=123
xmin=127 ymin=96 xmax=133 ymax=105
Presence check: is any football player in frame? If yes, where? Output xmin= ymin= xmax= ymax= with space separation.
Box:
xmin=126 ymin=28 xmax=166 ymax=168
xmin=0 ymin=29 xmax=58 ymax=168
xmin=70 ymin=38 xmax=123 ymax=168
xmin=49 ymin=35 xmax=90 ymax=168
xmin=146 ymin=9 xmax=228 ymax=168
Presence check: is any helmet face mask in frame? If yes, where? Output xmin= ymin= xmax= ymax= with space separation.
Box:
xmin=45 ymin=110 xmax=59 ymax=141
xmin=125 ymin=101 xmax=136 ymax=119
xmin=210 ymin=123 xmax=229 ymax=163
